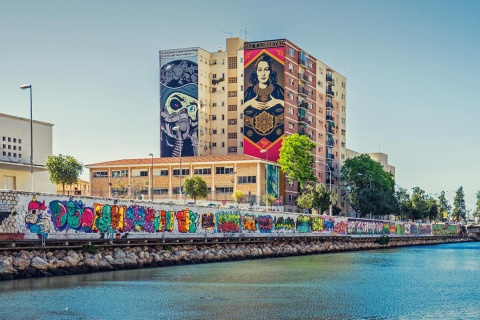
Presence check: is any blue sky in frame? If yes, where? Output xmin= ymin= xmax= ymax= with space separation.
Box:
xmin=1 ymin=0 xmax=479 ymax=210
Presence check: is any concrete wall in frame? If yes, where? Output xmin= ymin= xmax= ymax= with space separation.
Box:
xmin=0 ymin=190 xmax=460 ymax=240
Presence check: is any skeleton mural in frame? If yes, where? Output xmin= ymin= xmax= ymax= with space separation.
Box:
xmin=160 ymin=54 xmax=199 ymax=157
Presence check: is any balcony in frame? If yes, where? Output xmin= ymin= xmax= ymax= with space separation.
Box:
xmin=298 ymin=125 xmax=307 ymax=135
xmin=326 ymin=114 xmax=334 ymax=121
xmin=298 ymin=86 xmax=308 ymax=96
xmin=326 ymin=125 xmax=335 ymax=135
xmin=326 ymin=101 xmax=334 ymax=109
xmin=326 ymin=138 xmax=334 ymax=147
xmin=298 ymin=115 xmax=307 ymax=123
xmin=298 ymin=72 xmax=308 ymax=82
xmin=326 ymin=73 xmax=334 ymax=85
xmin=298 ymin=100 xmax=308 ymax=109
xmin=326 ymin=153 xmax=335 ymax=160
xmin=326 ymin=88 xmax=335 ymax=97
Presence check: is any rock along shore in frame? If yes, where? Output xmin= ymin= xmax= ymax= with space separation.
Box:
xmin=0 ymin=237 xmax=472 ymax=281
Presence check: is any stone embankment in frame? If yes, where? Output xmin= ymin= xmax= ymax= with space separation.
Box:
xmin=0 ymin=237 xmax=471 ymax=281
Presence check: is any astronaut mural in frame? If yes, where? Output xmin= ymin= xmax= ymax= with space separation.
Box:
xmin=160 ymin=48 xmax=199 ymax=157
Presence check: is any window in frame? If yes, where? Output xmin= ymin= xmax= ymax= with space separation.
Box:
xmin=216 ymin=167 xmax=234 ymax=174
xmin=172 ymin=187 xmax=181 ymax=194
xmin=140 ymin=170 xmax=148 ymax=177
xmin=288 ymin=194 xmax=295 ymax=201
xmin=228 ymin=77 xmax=237 ymax=84
xmin=93 ymin=171 xmax=108 ymax=178
xmin=212 ymin=142 xmax=217 ymax=148
xmin=288 ymin=122 xmax=294 ymax=129
xmin=228 ymin=146 xmax=237 ymax=153
xmin=212 ymin=115 xmax=217 ymax=121
xmin=212 ymin=102 xmax=217 ymax=107
xmin=228 ymin=119 xmax=237 ymax=125
xmin=212 ymin=129 xmax=217 ymax=134
xmin=228 ymin=105 xmax=237 ymax=111
xmin=221 ymin=114 xmax=225 ymax=120
xmin=288 ymin=91 xmax=294 ymax=100
xmin=228 ymin=133 xmax=237 ymax=139
xmin=216 ymin=186 xmax=234 ymax=193
xmin=173 ymin=169 xmax=190 ymax=176
xmin=153 ymin=188 xmax=169 ymax=195
xmin=194 ymin=168 xmax=211 ymax=175
xmin=288 ymin=48 xmax=295 ymax=57
xmin=160 ymin=170 xmax=169 ymax=176
xmin=228 ymin=57 xmax=237 ymax=69
xmin=228 ymin=91 xmax=237 ymax=97
xmin=341 ymin=129 xmax=346 ymax=136
xmin=212 ymin=73 xmax=217 ymax=79
xmin=112 ymin=170 xmax=128 ymax=177
xmin=341 ymin=142 xmax=346 ymax=148
xmin=221 ymin=128 xmax=225 ymax=134
xmin=238 ymin=176 xmax=256 ymax=184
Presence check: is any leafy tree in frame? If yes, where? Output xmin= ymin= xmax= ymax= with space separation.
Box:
xmin=130 ymin=179 xmax=147 ymax=199
xmin=45 ymin=154 xmax=84 ymax=193
xmin=410 ymin=187 xmax=428 ymax=221
xmin=452 ymin=186 xmax=466 ymax=221
xmin=232 ymin=190 xmax=246 ymax=205
xmin=340 ymin=154 xmax=395 ymax=216
xmin=183 ymin=175 xmax=208 ymax=204
xmin=437 ymin=191 xmax=450 ymax=222
xmin=395 ymin=187 xmax=412 ymax=221
xmin=474 ymin=191 xmax=480 ymax=220
xmin=278 ymin=133 xmax=316 ymax=189
xmin=425 ymin=195 xmax=439 ymax=222
xmin=262 ymin=193 xmax=277 ymax=209
xmin=296 ymin=184 xmax=333 ymax=215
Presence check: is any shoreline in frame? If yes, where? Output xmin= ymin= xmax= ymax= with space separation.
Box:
xmin=0 ymin=237 xmax=473 ymax=281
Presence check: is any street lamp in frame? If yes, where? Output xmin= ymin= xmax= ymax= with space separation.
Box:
xmin=172 ymin=126 xmax=182 ymax=202
xmin=260 ymin=149 xmax=268 ymax=210
xmin=149 ymin=153 xmax=154 ymax=201
xmin=20 ymin=84 xmax=33 ymax=192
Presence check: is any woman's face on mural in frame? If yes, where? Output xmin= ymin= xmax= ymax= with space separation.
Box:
xmin=256 ymin=61 xmax=271 ymax=84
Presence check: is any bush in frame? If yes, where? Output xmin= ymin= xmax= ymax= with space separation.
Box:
xmin=376 ymin=235 xmax=390 ymax=245
xmin=85 ymin=244 xmax=98 ymax=255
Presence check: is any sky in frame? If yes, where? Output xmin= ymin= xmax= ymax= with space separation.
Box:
xmin=1 ymin=0 xmax=479 ymax=210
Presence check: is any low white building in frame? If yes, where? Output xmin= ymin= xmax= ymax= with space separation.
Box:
xmin=0 ymin=112 xmax=55 ymax=193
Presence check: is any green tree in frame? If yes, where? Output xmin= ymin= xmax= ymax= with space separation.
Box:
xmin=296 ymin=184 xmax=333 ymax=215
xmin=437 ymin=191 xmax=450 ymax=222
xmin=183 ymin=175 xmax=208 ymax=204
xmin=278 ymin=133 xmax=316 ymax=189
xmin=45 ymin=154 xmax=84 ymax=193
xmin=452 ymin=186 xmax=466 ymax=221
xmin=340 ymin=154 xmax=395 ymax=216
xmin=473 ymin=191 xmax=480 ymax=221
xmin=262 ymin=193 xmax=277 ymax=209
xmin=395 ymin=187 xmax=412 ymax=221
xmin=232 ymin=190 xmax=246 ymax=205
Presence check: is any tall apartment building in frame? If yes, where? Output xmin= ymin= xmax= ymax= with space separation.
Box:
xmin=159 ymin=37 xmax=347 ymax=212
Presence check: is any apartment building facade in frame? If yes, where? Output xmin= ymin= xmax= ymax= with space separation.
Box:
xmin=159 ymin=37 xmax=347 ymax=212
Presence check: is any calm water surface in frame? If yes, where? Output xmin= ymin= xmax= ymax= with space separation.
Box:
xmin=1 ymin=242 xmax=479 ymax=319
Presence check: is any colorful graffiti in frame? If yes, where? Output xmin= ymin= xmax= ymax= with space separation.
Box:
xmin=25 ymin=196 xmax=50 ymax=237
xmin=176 ymin=209 xmax=199 ymax=233
xmin=0 ymin=191 xmax=466 ymax=239
xmin=216 ymin=211 xmax=241 ymax=233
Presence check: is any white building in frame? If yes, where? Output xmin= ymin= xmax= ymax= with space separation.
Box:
xmin=0 ymin=113 xmax=55 ymax=193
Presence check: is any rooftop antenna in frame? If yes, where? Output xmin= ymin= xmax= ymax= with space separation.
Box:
xmin=222 ymin=31 xmax=233 ymax=38
xmin=244 ymin=27 xmax=251 ymax=41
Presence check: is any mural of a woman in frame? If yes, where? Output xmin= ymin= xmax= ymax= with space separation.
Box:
xmin=244 ymin=55 xmax=284 ymax=108
xmin=243 ymin=54 xmax=285 ymax=153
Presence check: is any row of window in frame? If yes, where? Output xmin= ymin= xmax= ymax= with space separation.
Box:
xmin=2 ymin=137 xmax=22 ymax=143
xmin=2 ymin=144 xmax=22 ymax=151
xmin=1 ymin=152 xmax=22 ymax=158
xmin=94 ymin=167 xmax=239 ymax=178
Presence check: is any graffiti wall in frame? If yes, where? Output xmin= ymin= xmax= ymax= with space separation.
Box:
xmin=0 ymin=191 xmax=460 ymax=240
xmin=160 ymin=48 xmax=199 ymax=157
xmin=243 ymin=40 xmax=285 ymax=162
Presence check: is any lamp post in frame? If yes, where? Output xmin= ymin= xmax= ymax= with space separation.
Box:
xmin=172 ymin=126 xmax=182 ymax=202
xmin=149 ymin=153 xmax=154 ymax=201
xmin=20 ymin=84 xmax=33 ymax=192
xmin=260 ymin=149 xmax=268 ymax=210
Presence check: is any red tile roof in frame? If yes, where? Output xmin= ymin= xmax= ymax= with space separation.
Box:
xmin=86 ymin=154 xmax=263 ymax=167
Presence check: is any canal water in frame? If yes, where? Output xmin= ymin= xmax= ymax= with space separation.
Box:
xmin=1 ymin=242 xmax=479 ymax=319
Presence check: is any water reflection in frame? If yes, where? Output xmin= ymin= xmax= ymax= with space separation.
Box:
xmin=1 ymin=242 xmax=479 ymax=319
